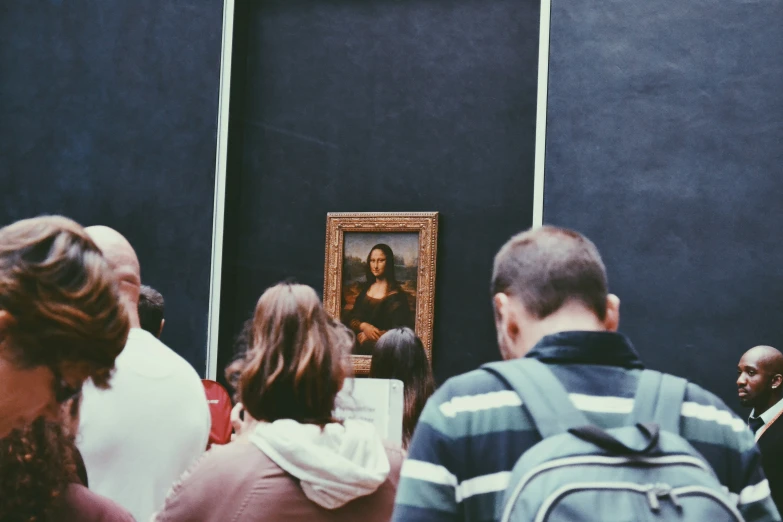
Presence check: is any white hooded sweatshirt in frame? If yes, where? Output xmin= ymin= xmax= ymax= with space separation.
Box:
xmin=248 ymin=418 xmax=391 ymax=510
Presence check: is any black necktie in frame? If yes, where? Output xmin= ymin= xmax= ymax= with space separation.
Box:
xmin=749 ymin=416 xmax=765 ymax=433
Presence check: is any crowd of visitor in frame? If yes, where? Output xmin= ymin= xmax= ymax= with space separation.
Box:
xmin=0 ymin=215 xmax=779 ymax=521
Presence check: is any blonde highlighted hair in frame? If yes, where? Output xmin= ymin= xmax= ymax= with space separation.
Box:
xmin=239 ymin=283 xmax=353 ymax=425
xmin=0 ymin=216 xmax=129 ymax=387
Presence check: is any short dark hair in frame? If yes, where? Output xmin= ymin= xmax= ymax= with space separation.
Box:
xmin=370 ymin=327 xmax=435 ymax=448
xmin=0 ymin=216 xmax=130 ymax=387
xmin=491 ymin=226 xmax=608 ymax=320
xmin=224 ymin=318 xmax=254 ymax=402
xmin=138 ymin=285 xmax=165 ymax=336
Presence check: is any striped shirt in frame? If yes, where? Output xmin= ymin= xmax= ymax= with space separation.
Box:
xmin=392 ymin=331 xmax=780 ymax=522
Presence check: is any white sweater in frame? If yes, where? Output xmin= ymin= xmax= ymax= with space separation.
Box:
xmin=78 ymin=328 xmax=210 ymax=522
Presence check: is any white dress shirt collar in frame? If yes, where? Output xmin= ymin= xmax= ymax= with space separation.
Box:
xmin=750 ymin=395 xmax=783 ymax=425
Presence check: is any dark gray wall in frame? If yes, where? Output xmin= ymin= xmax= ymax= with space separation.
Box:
xmin=0 ymin=1 xmax=225 ymax=372
xmin=218 ymin=0 xmax=541 ymax=385
xmin=543 ymin=0 xmax=783 ymax=412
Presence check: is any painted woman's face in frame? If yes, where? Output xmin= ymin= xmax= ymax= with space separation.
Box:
xmin=369 ymin=249 xmax=387 ymax=278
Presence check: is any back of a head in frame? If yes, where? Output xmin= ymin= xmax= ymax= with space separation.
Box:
xmin=491 ymin=226 xmax=609 ymax=320
xmin=370 ymin=327 xmax=432 ymax=384
xmin=84 ymin=226 xmax=141 ymax=327
xmin=239 ymin=283 xmax=353 ymax=425
xmin=138 ymin=285 xmax=165 ymax=337
xmin=0 ymin=216 xmax=130 ymax=387
xmin=370 ymin=327 xmax=435 ymax=446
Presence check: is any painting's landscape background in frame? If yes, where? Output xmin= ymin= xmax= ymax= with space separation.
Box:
xmin=341 ymin=232 xmax=419 ymax=320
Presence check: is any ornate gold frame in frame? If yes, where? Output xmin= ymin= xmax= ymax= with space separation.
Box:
xmin=324 ymin=212 xmax=438 ymax=375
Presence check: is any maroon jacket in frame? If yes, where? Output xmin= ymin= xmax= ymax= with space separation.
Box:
xmin=57 ymin=484 xmax=135 ymax=522
xmin=153 ymin=440 xmax=403 ymax=522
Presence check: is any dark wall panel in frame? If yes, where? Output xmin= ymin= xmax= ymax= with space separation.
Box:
xmin=543 ymin=0 xmax=783 ymax=412
xmin=218 ymin=0 xmax=540 ymax=385
xmin=0 ymin=1 xmax=224 ymax=372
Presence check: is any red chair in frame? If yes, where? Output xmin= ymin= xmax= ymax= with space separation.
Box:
xmin=201 ymin=379 xmax=233 ymax=449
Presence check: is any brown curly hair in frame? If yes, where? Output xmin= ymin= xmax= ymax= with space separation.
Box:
xmin=0 ymin=418 xmax=77 ymax=521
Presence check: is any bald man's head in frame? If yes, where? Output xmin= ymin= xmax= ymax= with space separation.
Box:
xmin=85 ymin=226 xmax=141 ymax=328
xmin=737 ymin=345 xmax=783 ymax=411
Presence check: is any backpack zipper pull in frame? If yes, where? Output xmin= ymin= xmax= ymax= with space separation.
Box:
xmin=650 ymin=483 xmax=683 ymax=512
xmin=646 ymin=487 xmax=661 ymax=512
xmin=668 ymin=489 xmax=683 ymax=511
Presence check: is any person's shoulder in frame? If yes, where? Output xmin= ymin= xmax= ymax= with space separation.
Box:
xmin=435 ymin=365 xmax=514 ymax=402
xmin=133 ymin=330 xmax=203 ymax=381
xmin=60 ymin=484 xmax=135 ymax=522
xmin=153 ymin=442 xmax=282 ymax=521
xmin=674 ymin=377 xmax=754 ymax=452
xmin=198 ymin=440 xmax=271 ymax=471
xmin=415 ymin=365 xmax=521 ymax=436
xmin=386 ymin=288 xmax=406 ymax=298
xmin=681 ymin=379 xmax=745 ymax=427
xmin=168 ymin=441 xmax=274 ymax=493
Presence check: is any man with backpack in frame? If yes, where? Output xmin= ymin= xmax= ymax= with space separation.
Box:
xmin=392 ymin=226 xmax=779 ymax=522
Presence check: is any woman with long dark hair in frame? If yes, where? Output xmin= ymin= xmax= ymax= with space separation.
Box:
xmin=153 ymin=283 xmax=403 ymax=522
xmin=369 ymin=327 xmax=435 ymax=449
xmin=344 ymin=244 xmax=413 ymax=355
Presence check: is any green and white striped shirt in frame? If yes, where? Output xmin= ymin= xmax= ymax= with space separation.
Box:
xmin=392 ymin=331 xmax=780 ymax=522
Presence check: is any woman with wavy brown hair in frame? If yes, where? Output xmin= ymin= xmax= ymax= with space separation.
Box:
xmin=0 ymin=416 xmax=133 ymax=522
xmin=153 ymin=282 xmax=403 ymax=522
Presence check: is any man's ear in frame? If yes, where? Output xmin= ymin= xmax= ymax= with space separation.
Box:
xmin=493 ymin=293 xmax=521 ymax=344
xmin=604 ymin=294 xmax=621 ymax=332
xmin=157 ymin=319 xmax=165 ymax=339
xmin=773 ymin=373 xmax=783 ymax=390
xmin=0 ymin=310 xmax=15 ymax=331
xmin=493 ymin=293 xmax=510 ymax=328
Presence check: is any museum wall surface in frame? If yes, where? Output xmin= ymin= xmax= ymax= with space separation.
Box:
xmin=5 ymin=0 xmax=778 ymax=409
xmin=216 ymin=0 xmax=542 ymax=385
xmin=542 ymin=0 xmax=783 ymax=412
xmin=0 ymin=1 xmax=225 ymax=372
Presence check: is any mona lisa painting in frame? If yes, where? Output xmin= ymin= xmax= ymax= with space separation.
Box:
xmin=323 ymin=212 xmax=438 ymax=374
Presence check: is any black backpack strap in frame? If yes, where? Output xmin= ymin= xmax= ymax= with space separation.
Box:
xmin=483 ymin=358 xmax=589 ymax=438
xmin=630 ymin=369 xmax=687 ymax=434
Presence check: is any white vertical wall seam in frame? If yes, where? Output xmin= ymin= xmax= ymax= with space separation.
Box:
xmin=206 ymin=0 xmax=236 ymax=379
xmin=532 ymin=0 xmax=553 ymax=227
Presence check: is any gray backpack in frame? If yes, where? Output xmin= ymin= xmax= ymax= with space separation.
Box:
xmin=483 ymin=359 xmax=744 ymax=522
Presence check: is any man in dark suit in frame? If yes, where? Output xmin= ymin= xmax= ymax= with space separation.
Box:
xmin=738 ymin=345 xmax=783 ymax=512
